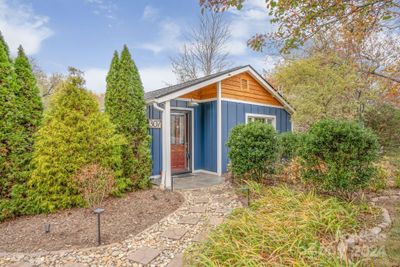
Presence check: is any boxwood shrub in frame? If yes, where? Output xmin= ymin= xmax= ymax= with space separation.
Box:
xmin=226 ymin=122 xmax=279 ymax=181
xmin=299 ymin=119 xmax=379 ymax=195
xmin=278 ymin=131 xmax=304 ymax=161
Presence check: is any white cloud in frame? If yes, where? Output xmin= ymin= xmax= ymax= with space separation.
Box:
xmin=85 ymin=0 xmax=116 ymax=20
xmin=84 ymin=68 xmax=108 ymax=94
xmin=83 ymin=65 xmax=175 ymax=94
xmin=222 ymin=39 xmax=248 ymax=56
xmin=224 ymin=0 xmax=273 ymax=56
xmin=140 ymin=66 xmax=175 ymax=91
xmin=0 ymin=0 xmax=53 ymax=55
xmin=139 ymin=18 xmax=183 ymax=54
xmin=142 ymin=5 xmax=159 ymax=21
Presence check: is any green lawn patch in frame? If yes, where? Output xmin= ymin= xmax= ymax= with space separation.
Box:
xmin=186 ymin=186 xmax=366 ymax=266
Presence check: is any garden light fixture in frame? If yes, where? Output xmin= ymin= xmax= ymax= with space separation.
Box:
xmin=241 ymin=187 xmax=250 ymax=206
xmin=94 ymin=208 xmax=104 ymax=246
xmin=44 ymin=223 xmax=51 ymax=233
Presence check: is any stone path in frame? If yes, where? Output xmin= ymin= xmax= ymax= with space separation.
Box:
xmin=0 ymin=182 xmax=242 ymax=267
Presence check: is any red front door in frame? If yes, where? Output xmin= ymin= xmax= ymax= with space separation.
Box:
xmin=171 ymin=112 xmax=190 ymax=174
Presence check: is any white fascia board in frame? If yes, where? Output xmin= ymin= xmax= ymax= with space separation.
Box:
xmin=154 ymin=67 xmax=249 ymax=104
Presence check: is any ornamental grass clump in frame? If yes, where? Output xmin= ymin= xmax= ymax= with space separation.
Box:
xmin=186 ymin=186 xmax=360 ymax=266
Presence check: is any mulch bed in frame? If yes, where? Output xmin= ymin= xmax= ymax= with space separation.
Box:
xmin=0 ymin=189 xmax=184 ymax=253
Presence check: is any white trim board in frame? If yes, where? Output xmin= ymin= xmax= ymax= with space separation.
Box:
xmin=193 ymin=169 xmax=219 ymax=176
xmin=175 ymin=97 xmax=217 ymax=103
xmin=217 ymin=81 xmax=222 ymax=176
xmin=221 ymin=98 xmax=285 ymax=110
xmin=245 ymin=113 xmax=277 ymax=129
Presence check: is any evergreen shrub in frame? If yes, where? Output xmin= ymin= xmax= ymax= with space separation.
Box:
xmin=105 ymin=47 xmax=152 ymax=189
xmin=226 ymin=122 xmax=279 ymax=181
xmin=299 ymin=119 xmax=379 ymax=195
xmin=28 ymin=69 xmax=127 ymax=213
xmin=278 ymin=131 xmax=304 ymax=161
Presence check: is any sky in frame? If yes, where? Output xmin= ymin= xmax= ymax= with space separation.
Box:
xmin=0 ymin=0 xmax=279 ymax=93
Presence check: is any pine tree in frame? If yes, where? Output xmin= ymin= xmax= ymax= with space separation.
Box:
xmin=13 ymin=45 xmax=44 ymax=184
xmin=0 ymin=36 xmax=22 ymax=198
xmin=29 ymin=68 xmax=126 ymax=212
xmin=105 ymin=46 xmax=151 ymax=188
xmin=0 ymin=32 xmax=10 ymax=62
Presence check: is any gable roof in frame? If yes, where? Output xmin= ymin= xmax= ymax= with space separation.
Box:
xmin=144 ymin=65 xmax=245 ymax=101
xmin=145 ymin=65 xmax=294 ymax=114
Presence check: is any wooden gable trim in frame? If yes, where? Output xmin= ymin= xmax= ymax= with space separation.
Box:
xmin=152 ymin=66 xmax=294 ymax=114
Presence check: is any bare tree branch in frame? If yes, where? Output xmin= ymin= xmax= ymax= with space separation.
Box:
xmin=171 ymin=12 xmax=231 ymax=82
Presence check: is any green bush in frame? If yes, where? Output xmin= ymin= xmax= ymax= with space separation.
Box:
xmin=299 ymin=119 xmax=379 ymax=195
xmin=27 ymin=69 xmax=127 ymax=213
xmin=105 ymin=47 xmax=152 ymax=189
xmin=0 ymin=35 xmax=23 ymax=198
xmin=226 ymin=122 xmax=279 ymax=181
xmin=369 ymin=163 xmax=388 ymax=192
xmin=278 ymin=131 xmax=303 ymax=161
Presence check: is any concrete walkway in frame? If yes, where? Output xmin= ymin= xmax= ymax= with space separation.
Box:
xmin=0 ymin=182 xmax=242 ymax=267
xmin=153 ymin=172 xmax=225 ymax=190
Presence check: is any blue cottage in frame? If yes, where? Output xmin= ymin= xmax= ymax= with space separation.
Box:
xmin=145 ymin=65 xmax=294 ymax=189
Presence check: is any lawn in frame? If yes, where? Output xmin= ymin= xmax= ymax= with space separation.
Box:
xmin=186 ymin=185 xmax=373 ymax=266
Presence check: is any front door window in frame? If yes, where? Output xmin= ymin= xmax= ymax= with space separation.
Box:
xmin=171 ymin=112 xmax=190 ymax=174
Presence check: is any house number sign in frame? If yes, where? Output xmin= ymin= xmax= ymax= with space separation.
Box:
xmin=149 ymin=119 xmax=162 ymax=129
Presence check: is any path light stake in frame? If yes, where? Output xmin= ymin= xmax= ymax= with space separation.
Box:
xmin=171 ymin=175 xmax=174 ymax=192
xmin=241 ymin=187 xmax=250 ymax=206
xmin=94 ymin=208 xmax=104 ymax=246
xmin=44 ymin=223 xmax=51 ymax=233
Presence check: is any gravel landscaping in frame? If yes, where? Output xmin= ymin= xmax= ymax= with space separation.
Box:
xmin=0 ymin=181 xmax=242 ymax=267
xmin=0 ymin=188 xmax=184 ymax=253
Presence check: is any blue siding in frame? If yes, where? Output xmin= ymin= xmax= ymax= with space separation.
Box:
xmin=147 ymin=105 xmax=162 ymax=176
xmin=221 ymin=101 xmax=292 ymax=173
xmin=147 ymin=100 xmax=207 ymax=176
xmin=200 ymin=101 xmax=217 ymax=172
xmin=148 ymin=99 xmax=291 ymax=176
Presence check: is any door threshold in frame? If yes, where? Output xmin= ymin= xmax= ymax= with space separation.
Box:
xmin=172 ymin=172 xmax=193 ymax=178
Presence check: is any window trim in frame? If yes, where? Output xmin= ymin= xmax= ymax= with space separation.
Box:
xmin=245 ymin=113 xmax=277 ymax=129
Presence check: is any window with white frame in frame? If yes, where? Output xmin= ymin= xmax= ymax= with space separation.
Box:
xmin=245 ymin=113 xmax=276 ymax=129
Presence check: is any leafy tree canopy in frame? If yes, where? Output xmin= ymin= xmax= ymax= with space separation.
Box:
xmin=272 ymin=53 xmax=370 ymax=129
xmin=200 ymin=0 xmax=400 ymax=53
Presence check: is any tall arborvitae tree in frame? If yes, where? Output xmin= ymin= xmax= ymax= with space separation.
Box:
xmin=0 ymin=36 xmax=21 ymax=198
xmin=14 ymin=45 xmax=44 ymax=184
xmin=105 ymin=46 xmax=151 ymax=189
xmin=0 ymin=32 xmax=10 ymax=62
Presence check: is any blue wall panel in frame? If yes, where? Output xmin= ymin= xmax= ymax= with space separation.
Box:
xmin=147 ymin=105 xmax=162 ymax=176
xmin=221 ymin=101 xmax=292 ymax=173
xmin=148 ymin=99 xmax=290 ymax=175
xmin=200 ymin=101 xmax=217 ymax=172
